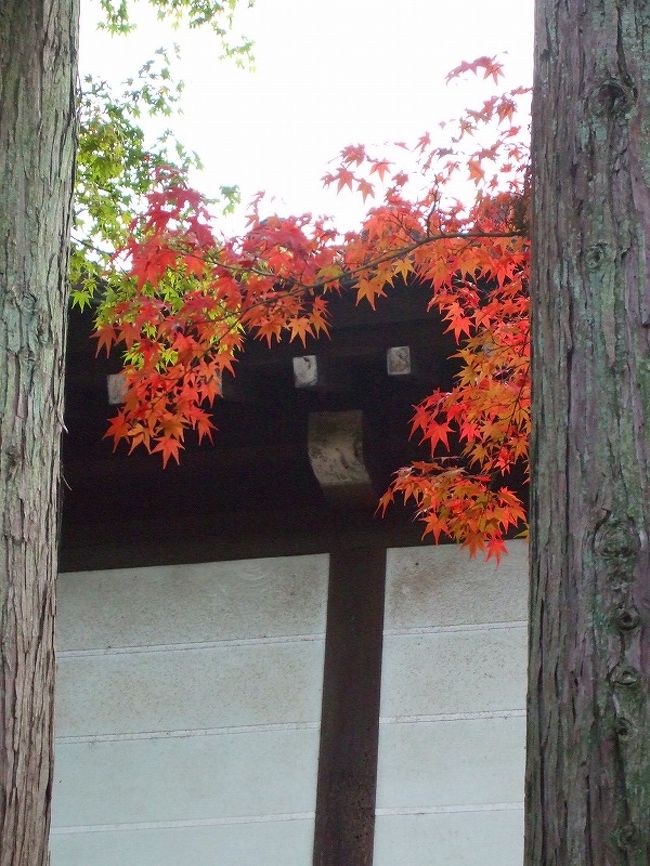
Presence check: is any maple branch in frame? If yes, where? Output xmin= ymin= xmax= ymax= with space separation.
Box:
xmin=121 ymin=225 xmax=527 ymax=314
xmin=388 ymin=211 xmax=424 ymax=244
xmin=425 ymin=201 xmax=440 ymax=238
xmin=71 ymin=235 xmax=117 ymax=261
xmin=301 ymin=229 xmax=526 ymax=294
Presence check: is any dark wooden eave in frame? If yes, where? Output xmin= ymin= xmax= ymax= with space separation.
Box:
xmin=60 ymin=280 xmax=457 ymax=571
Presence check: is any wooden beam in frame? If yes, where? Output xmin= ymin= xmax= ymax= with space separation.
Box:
xmin=313 ymin=547 xmax=386 ymax=866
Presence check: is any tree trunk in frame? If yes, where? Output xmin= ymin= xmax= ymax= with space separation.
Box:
xmin=0 ymin=2 xmax=78 ymax=864
xmin=527 ymin=2 xmax=650 ymax=865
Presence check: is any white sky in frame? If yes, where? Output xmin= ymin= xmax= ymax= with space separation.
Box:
xmin=80 ymin=0 xmax=534 ymax=233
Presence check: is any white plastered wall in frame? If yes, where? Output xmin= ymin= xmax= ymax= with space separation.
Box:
xmin=374 ymin=540 xmax=528 ymax=866
xmin=52 ymin=541 xmax=528 ymax=865
xmin=51 ymin=554 xmax=329 ymax=866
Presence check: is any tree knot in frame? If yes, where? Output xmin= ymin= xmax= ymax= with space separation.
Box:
xmin=590 ymin=79 xmax=636 ymax=119
xmin=594 ymin=517 xmax=639 ymax=562
xmin=611 ymin=664 xmax=640 ymax=688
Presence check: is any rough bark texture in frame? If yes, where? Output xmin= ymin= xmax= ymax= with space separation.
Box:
xmin=527 ymin=2 xmax=650 ymax=865
xmin=0 ymin=2 xmax=78 ymax=864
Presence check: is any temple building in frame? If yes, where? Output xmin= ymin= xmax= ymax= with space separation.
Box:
xmin=53 ymin=282 xmax=528 ymax=865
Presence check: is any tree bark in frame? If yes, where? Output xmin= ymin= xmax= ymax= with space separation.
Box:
xmin=0 ymin=2 xmax=78 ymax=864
xmin=528 ymin=2 xmax=650 ymax=865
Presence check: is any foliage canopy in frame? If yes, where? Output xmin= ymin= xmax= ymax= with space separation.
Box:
xmin=78 ymin=50 xmax=531 ymax=560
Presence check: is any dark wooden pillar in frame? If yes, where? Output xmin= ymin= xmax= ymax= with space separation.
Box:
xmin=313 ymin=546 xmax=386 ymax=866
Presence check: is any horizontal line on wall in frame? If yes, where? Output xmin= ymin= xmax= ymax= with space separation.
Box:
xmin=56 ymin=720 xmax=320 ymax=745
xmin=375 ymin=802 xmax=523 ymax=817
xmin=57 ymin=623 xmax=525 ymax=659
xmin=56 ymin=623 xmax=526 ymax=660
xmin=51 ymin=811 xmax=316 ymax=835
xmin=383 ymin=621 xmax=527 ymax=638
xmin=58 ymin=633 xmax=326 ymax=658
xmin=379 ymin=709 xmax=526 ymax=726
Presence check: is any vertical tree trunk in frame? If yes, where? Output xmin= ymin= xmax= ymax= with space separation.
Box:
xmin=0 ymin=2 xmax=78 ymax=864
xmin=528 ymin=2 xmax=650 ymax=865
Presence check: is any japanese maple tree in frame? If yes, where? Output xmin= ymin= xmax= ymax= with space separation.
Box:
xmin=93 ymin=56 xmax=531 ymax=559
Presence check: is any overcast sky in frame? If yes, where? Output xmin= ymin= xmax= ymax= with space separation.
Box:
xmin=80 ymin=0 xmax=534 ymax=232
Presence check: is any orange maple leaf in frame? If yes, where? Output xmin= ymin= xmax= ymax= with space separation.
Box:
xmin=355 ymin=276 xmax=386 ymax=309
xmin=288 ymin=318 xmax=314 ymax=347
xmin=357 ymin=179 xmax=374 ymax=202
xmin=151 ymin=435 xmax=183 ymax=467
xmin=94 ymin=325 xmax=117 ymax=357
xmin=369 ymin=160 xmax=392 ymax=182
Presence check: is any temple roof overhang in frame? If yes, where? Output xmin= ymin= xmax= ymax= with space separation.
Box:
xmin=60 ymin=279 xmax=456 ymax=571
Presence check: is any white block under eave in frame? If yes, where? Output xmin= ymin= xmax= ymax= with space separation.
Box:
xmin=106 ymin=372 xmax=127 ymax=405
xmin=292 ymin=355 xmax=318 ymax=388
xmin=386 ymin=346 xmax=411 ymax=376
